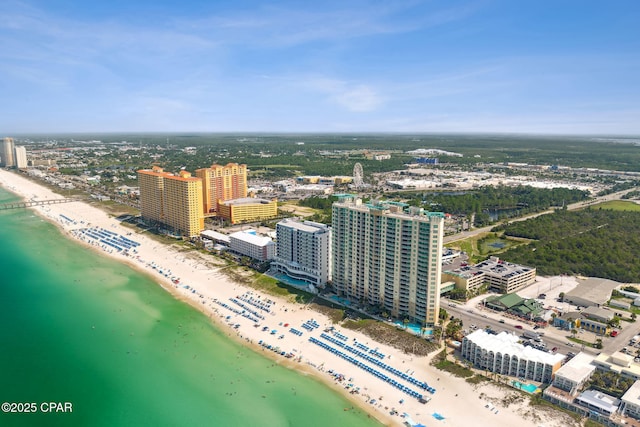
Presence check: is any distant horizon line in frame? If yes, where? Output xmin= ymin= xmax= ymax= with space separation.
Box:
xmin=4 ymin=131 xmax=640 ymax=138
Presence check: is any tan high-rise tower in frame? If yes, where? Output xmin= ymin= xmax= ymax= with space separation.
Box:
xmin=1 ymin=137 xmax=16 ymax=167
xmin=137 ymin=166 xmax=204 ymax=237
xmin=195 ymin=163 xmax=247 ymax=213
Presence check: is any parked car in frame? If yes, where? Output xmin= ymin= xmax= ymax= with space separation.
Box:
xmin=611 ymin=330 xmax=619 ymax=337
xmin=499 ymin=319 xmax=505 ymax=324
xmin=515 ymin=325 xmax=523 ymax=330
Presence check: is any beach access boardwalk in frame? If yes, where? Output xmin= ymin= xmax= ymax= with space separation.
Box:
xmin=0 ymin=197 xmax=82 ymax=211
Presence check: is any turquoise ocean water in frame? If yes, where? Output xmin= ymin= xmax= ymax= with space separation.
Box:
xmin=0 ymin=186 xmax=381 ymax=427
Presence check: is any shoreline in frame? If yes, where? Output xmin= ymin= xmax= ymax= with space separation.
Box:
xmin=0 ymin=169 xmax=571 ymax=427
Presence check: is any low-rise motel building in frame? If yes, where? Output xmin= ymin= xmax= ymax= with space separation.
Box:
xmin=442 ymin=256 xmax=536 ymax=295
xmin=228 ymin=230 xmax=275 ymax=262
xmin=217 ymin=197 xmax=278 ymax=224
xmin=137 ymin=166 xmax=204 ymax=237
xmin=461 ymin=329 xmax=564 ymax=383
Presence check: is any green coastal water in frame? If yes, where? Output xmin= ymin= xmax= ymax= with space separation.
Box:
xmin=0 ymin=187 xmax=381 ymax=427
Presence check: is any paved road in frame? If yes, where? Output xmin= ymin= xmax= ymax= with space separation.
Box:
xmin=444 ymin=299 xmax=600 ymax=357
xmin=444 ymin=187 xmax=637 ymax=244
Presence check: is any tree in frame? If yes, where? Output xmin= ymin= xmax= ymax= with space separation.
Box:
xmin=595 ymin=338 xmax=603 ymax=349
xmin=558 ymin=292 xmax=565 ymax=302
xmin=571 ymin=328 xmax=578 ymax=338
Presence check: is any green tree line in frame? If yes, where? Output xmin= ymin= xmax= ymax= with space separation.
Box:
xmin=496 ymin=209 xmax=640 ymax=282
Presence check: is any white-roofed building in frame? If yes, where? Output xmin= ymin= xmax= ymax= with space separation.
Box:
xmin=200 ymin=230 xmax=230 ymax=245
xmin=461 ymin=329 xmax=565 ymax=383
xmin=551 ymin=352 xmax=596 ymax=395
xmin=593 ymin=352 xmax=640 ymax=381
xmin=575 ymin=389 xmax=620 ymax=417
xmin=229 ymin=230 xmax=275 ymax=261
xmin=621 ymin=380 xmax=640 ymax=421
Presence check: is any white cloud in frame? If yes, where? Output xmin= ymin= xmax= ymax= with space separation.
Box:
xmin=332 ymin=85 xmax=382 ymax=112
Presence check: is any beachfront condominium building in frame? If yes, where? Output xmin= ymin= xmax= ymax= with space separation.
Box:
xmin=14 ymin=146 xmax=28 ymax=169
xmin=1 ymin=137 xmax=15 ymax=167
xmin=461 ymin=329 xmax=565 ymax=383
xmin=271 ymin=219 xmax=331 ymax=288
xmin=229 ymin=230 xmax=275 ymax=262
xmin=137 ymin=166 xmax=204 ymax=237
xmin=331 ymin=195 xmax=444 ymax=326
xmin=195 ymin=163 xmax=247 ymax=213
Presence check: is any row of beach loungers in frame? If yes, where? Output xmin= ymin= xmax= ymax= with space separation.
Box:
xmin=229 ymin=298 xmax=265 ymax=320
xmin=302 ymin=319 xmax=320 ymax=331
xmin=78 ymin=227 xmax=141 ymax=252
xmin=212 ymin=299 xmax=259 ymax=323
xmin=309 ymin=337 xmax=426 ymax=401
xmin=236 ymin=293 xmax=273 ymax=313
xmin=333 ymin=331 xmax=348 ymax=341
xmin=320 ymin=333 xmax=435 ymax=393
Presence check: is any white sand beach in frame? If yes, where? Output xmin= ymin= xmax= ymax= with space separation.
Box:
xmin=0 ymin=169 xmax=573 ymax=427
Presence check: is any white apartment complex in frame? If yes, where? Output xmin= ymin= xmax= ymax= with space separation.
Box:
xmin=229 ymin=230 xmax=275 ymax=262
xmin=272 ymin=219 xmax=331 ymax=287
xmin=461 ymin=330 xmax=565 ymax=383
xmin=331 ymin=195 xmax=444 ymax=326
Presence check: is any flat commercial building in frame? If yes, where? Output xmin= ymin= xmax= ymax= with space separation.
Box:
xmin=195 ymin=163 xmax=247 ymax=213
xmin=272 ymin=219 xmax=331 ymax=287
xmin=217 ymin=197 xmax=278 ymax=224
xmin=552 ymin=352 xmax=596 ymax=395
xmin=621 ymin=380 xmax=640 ymax=421
xmin=443 ymin=257 xmax=535 ymax=294
xmin=461 ymin=329 xmax=565 ymax=383
xmin=137 ymin=167 xmax=204 ymax=237
xmin=575 ymin=389 xmax=620 ymax=417
xmin=564 ymin=277 xmax=621 ymax=308
xmin=332 ymin=195 xmax=444 ymax=326
xmin=593 ymin=352 xmax=640 ymax=381
xmin=229 ymin=230 xmax=275 ymax=262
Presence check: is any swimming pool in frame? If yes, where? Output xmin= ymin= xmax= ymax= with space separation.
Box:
xmin=512 ymin=380 xmax=538 ymax=393
xmin=393 ymin=321 xmax=433 ymax=336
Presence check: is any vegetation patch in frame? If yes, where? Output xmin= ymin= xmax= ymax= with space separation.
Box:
xmin=495 ymin=209 xmax=640 ymax=282
xmin=591 ymin=200 xmax=640 ymax=211
xmin=432 ymin=353 xmax=474 ymax=378
xmin=466 ymin=374 xmax=490 ymax=385
xmin=341 ymin=319 xmax=438 ymax=356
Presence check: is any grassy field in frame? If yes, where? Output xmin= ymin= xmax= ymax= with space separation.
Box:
xmin=446 ymin=232 xmax=529 ymax=263
xmin=591 ymin=200 xmax=640 ymax=211
xmin=278 ymin=201 xmax=318 ymax=217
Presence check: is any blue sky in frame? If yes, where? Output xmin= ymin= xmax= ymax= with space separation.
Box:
xmin=1 ymin=0 xmax=639 ymax=134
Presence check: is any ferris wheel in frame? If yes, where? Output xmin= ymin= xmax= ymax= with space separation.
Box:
xmin=353 ymin=163 xmax=364 ymax=189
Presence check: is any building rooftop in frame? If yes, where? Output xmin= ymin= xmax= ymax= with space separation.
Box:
xmin=465 ymin=330 xmax=565 ymax=365
xmin=200 ymin=230 xmax=230 ymax=244
xmin=554 ymin=352 xmax=596 ymax=384
xmin=221 ymin=197 xmax=274 ymax=206
xmin=576 ymin=389 xmax=620 ymax=414
xmin=582 ymin=306 xmax=615 ymax=321
xmin=565 ymin=277 xmax=622 ymax=305
xmin=229 ymin=230 xmax=274 ymax=247
xmin=278 ymin=219 xmax=330 ymax=234
xmin=622 ymin=380 xmax=640 ymax=407
xmin=474 ymin=257 xmax=534 ymax=279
